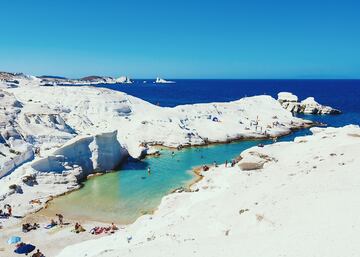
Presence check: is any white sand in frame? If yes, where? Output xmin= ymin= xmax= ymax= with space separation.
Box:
xmin=0 ymin=213 xmax=123 ymax=256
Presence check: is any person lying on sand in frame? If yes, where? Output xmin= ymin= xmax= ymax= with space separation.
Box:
xmin=22 ymin=223 xmax=40 ymax=232
xmin=90 ymin=226 xmax=103 ymax=235
xmin=22 ymin=223 xmax=31 ymax=232
xmin=15 ymin=242 xmax=26 ymax=248
xmin=44 ymin=219 xmax=58 ymax=229
xmin=50 ymin=219 xmax=57 ymax=226
xmin=90 ymin=224 xmax=119 ymax=235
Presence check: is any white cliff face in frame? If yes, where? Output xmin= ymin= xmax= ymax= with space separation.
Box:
xmin=278 ymin=92 xmax=341 ymax=114
xmin=116 ymin=76 xmax=132 ymax=84
xmin=31 ymin=131 xmax=127 ymax=179
xmin=0 ymin=90 xmax=34 ymax=177
xmin=0 ymin=131 xmax=128 ymax=216
xmin=278 ymin=92 xmax=299 ymax=102
xmin=2 ymin=79 xmax=311 ymax=160
xmin=56 ymin=125 xmax=360 ymax=257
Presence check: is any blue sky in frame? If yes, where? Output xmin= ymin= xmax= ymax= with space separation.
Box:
xmin=0 ymin=0 xmax=359 ymax=78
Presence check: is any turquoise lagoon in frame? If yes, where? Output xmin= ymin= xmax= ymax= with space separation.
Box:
xmin=43 ymin=128 xmax=312 ymax=224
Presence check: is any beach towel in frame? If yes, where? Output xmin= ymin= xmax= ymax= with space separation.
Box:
xmin=44 ymin=224 xmax=57 ymax=229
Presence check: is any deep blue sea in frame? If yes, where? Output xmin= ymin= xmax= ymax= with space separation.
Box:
xmin=97 ymin=79 xmax=360 ymax=126
xmin=44 ymin=80 xmax=360 ymax=223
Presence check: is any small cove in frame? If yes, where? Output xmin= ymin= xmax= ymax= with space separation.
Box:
xmin=40 ymin=78 xmax=360 ymax=224
xmin=41 ymin=128 xmax=312 ymax=224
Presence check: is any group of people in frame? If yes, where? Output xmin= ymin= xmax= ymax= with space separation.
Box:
xmin=75 ymin=222 xmax=119 ymax=235
xmin=89 ymin=223 xmax=118 ymax=235
xmin=224 ymin=159 xmax=237 ymax=167
xmin=16 ymin=212 xmax=120 ymax=256
xmin=22 ymin=222 xmax=40 ymax=233
xmin=44 ymin=213 xmax=64 ymax=229
xmin=202 ymin=159 xmax=237 ymax=171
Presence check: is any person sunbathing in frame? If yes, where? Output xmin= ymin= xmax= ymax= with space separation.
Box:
xmin=111 ymin=223 xmax=119 ymax=230
xmin=22 ymin=223 xmax=31 ymax=232
xmin=23 ymin=222 xmax=41 ymax=232
xmin=74 ymin=222 xmax=86 ymax=233
xmin=16 ymin=242 xmax=26 ymax=248
xmin=50 ymin=219 xmax=57 ymax=226
xmin=90 ymin=226 xmax=98 ymax=234
xmin=31 ymin=249 xmax=44 ymax=257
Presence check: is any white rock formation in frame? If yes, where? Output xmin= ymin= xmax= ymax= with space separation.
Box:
xmin=278 ymin=92 xmax=299 ymax=102
xmin=56 ymin=125 xmax=360 ymax=257
xmin=0 ymin=90 xmax=34 ymax=177
xmin=0 ymin=73 xmax=312 ymax=217
xmin=278 ymin=92 xmax=341 ymax=114
xmin=155 ymin=77 xmax=175 ymax=84
xmin=116 ymin=76 xmax=132 ymax=84
xmin=31 ymin=131 xmax=127 ymax=180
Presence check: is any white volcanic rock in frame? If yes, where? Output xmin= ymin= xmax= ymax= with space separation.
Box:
xmin=4 ymin=79 xmax=310 ymax=160
xmin=31 ymin=131 xmax=127 ymax=179
xmin=155 ymin=77 xmax=175 ymax=84
xmin=116 ymin=76 xmax=132 ymax=84
xmin=238 ymin=151 xmax=274 ymax=170
xmin=278 ymin=92 xmax=340 ymax=114
xmin=56 ymin=125 xmax=360 ymax=257
xmin=301 ymin=97 xmax=340 ymax=114
xmin=278 ymin=92 xmax=298 ymax=102
xmin=0 ymin=131 xmax=128 ymax=216
xmin=0 ymin=74 xmax=312 ymax=217
xmin=0 ymin=89 xmax=34 ymax=177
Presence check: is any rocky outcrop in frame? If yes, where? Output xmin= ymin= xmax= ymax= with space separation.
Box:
xmin=238 ymin=151 xmax=275 ymax=170
xmin=278 ymin=92 xmax=341 ymax=114
xmin=31 ymin=131 xmax=128 ymax=181
xmin=0 ymin=90 xmax=34 ymax=178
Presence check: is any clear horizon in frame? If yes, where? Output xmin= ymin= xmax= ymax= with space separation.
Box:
xmin=1 ymin=0 xmax=359 ymax=79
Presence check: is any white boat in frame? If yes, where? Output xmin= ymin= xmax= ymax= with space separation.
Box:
xmin=154 ymin=77 xmax=175 ymax=84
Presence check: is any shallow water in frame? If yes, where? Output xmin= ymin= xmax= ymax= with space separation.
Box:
xmin=43 ymin=128 xmax=310 ymax=223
